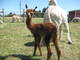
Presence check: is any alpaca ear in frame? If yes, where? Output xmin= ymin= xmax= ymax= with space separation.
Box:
xmin=25 ymin=4 xmax=28 ymax=9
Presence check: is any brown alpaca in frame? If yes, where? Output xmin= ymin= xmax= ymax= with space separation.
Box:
xmin=25 ymin=5 xmax=61 ymax=60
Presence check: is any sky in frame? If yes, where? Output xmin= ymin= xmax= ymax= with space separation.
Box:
xmin=0 ymin=0 xmax=80 ymax=14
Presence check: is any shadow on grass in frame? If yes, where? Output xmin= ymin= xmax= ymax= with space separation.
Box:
xmin=24 ymin=39 xmax=68 ymax=48
xmin=27 ymin=35 xmax=33 ymax=37
xmin=24 ymin=41 xmax=46 ymax=47
xmin=0 ymin=54 xmax=41 ymax=60
xmin=24 ymin=41 xmax=35 ymax=47
xmin=25 ymin=35 xmax=67 ymax=47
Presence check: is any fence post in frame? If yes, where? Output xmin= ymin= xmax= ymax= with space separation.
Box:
xmin=2 ymin=9 xmax=4 ymax=22
xmin=23 ymin=9 xmax=25 ymax=23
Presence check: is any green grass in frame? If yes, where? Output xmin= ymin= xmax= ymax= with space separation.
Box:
xmin=0 ymin=18 xmax=80 ymax=60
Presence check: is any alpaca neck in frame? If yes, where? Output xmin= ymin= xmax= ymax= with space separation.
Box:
xmin=26 ymin=13 xmax=33 ymax=28
xmin=49 ymin=0 xmax=58 ymax=5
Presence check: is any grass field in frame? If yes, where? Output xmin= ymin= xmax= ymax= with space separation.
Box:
xmin=0 ymin=18 xmax=80 ymax=60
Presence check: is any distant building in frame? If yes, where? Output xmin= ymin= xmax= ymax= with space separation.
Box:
xmin=68 ymin=10 xmax=80 ymax=20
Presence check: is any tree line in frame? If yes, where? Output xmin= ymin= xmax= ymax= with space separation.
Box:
xmin=5 ymin=7 xmax=47 ymax=18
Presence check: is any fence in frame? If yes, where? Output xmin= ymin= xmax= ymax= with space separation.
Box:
xmin=0 ymin=9 xmax=4 ymax=22
xmin=0 ymin=9 xmax=26 ymax=23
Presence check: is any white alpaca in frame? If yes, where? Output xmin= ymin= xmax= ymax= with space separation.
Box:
xmin=44 ymin=0 xmax=72 ymax=44
xmin=12 ymin=15 xmax=22 ymax=23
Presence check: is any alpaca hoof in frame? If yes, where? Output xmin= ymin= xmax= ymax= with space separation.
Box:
xmin=68 ymin=42 xmax=72 ymax=44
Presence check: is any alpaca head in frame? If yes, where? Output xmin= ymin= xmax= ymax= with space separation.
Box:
xmin=25 ymin=4 xmax=37 ymax=16
xmin=48 ymin=0 xmax=57 ymax=5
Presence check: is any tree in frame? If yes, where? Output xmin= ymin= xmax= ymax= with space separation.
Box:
xmin=42 ymin=7 xmax=47 ymax=17
xmin=34 ymin=10 xmax=43 ymax=18
xmin=42 ymin=7 xmax=47 ymax=13
xmin=5 ymin=12 xmax=14 ymax=17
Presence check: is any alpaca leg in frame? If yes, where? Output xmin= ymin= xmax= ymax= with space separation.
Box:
xmin=59 ymin=29 xmax=63 ymax=41
xmin=45 ymin=40 xmax=52 ymax=60
xmin=44 ymin=34 xmax=52 ymax=60
xmin=63 ymin=22 xmax=72 ymax=44
xmin=38 ymin=45 xmax=42 ymax=56
xmin=46 ymin=43 xmax=52 ymax=60
xmin=53 ymin=37 xmax=61 ymax=60
xmin=33 ymin=36 xmax=42 ymax=56
xmin=33 ymin=38 xmax=38 ymax=56
xmin=37 ymin=37 xmax=42 ymax=56
xmin=59 ymin=24 xmax=63 ymax=41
